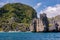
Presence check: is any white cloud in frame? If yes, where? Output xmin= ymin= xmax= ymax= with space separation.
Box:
xmin=39 ymin=4 xmax=60 ymax=18
xmin=34 ymin=2 xmax=42 ymax=9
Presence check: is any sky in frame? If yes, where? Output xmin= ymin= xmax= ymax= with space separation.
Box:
xmin=0 ymin=0 xmax=60 ymax=18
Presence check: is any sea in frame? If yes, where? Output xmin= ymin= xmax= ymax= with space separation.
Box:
xmin=0 ymin=32 xmax=60 ymax=40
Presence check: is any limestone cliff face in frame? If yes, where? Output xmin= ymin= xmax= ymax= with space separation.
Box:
xmin=30 ymin=18 xmax=44 ymax=32
xmin=48 ymin=15 xmax=60 ymax=31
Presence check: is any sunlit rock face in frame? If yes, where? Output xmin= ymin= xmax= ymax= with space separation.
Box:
xmin=30 ymin=13 xmax=50 ymax=32
xmin=30 ymin=18 xmax=44 ymax=32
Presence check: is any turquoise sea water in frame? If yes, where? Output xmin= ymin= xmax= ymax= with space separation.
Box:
xmin=0 ymin=32 xmax=60 ymax=40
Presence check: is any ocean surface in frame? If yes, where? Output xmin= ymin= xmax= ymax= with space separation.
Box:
xmin=0 ymin=32 xmax=60 ymax=40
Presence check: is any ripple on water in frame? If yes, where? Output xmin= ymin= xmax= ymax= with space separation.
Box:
xmin=0 ymin=32 xmax=60 ymax=40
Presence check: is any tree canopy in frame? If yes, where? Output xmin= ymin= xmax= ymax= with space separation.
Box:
xmin=0 ymin=3 xmax=37 ymax=31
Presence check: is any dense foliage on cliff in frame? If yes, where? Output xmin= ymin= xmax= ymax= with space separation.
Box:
xmin=0 ymin=3 xmax=37 ymax=32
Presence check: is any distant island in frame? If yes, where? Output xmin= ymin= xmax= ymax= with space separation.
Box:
xmin=0 ymin=3 xmax=60 ymax=32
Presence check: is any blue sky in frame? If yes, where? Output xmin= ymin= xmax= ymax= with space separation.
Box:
xmin=0 ymin=0 xmax=60 ymax=18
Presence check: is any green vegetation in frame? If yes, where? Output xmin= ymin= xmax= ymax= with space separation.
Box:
xmin=49 ymin=24 xmax=53 ymax=27
xmin=0 ymin=3 xmax=37 ymax=32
